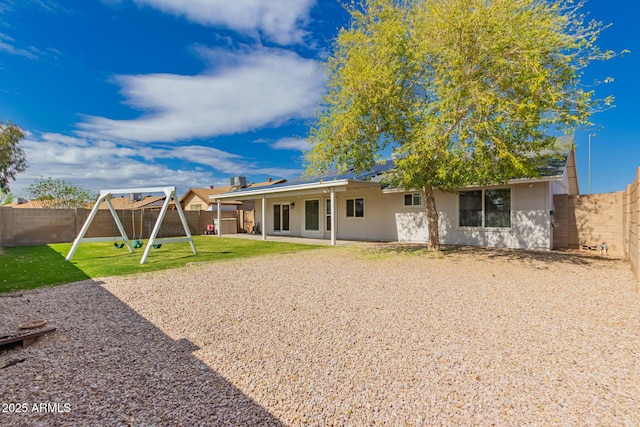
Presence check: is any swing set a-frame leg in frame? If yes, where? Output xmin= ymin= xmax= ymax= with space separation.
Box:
xmin=66 ymin=193 xmax=133 ymax=261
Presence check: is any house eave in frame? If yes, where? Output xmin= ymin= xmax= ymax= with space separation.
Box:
xmin=210 ymin=179 xmax=379 ymax=201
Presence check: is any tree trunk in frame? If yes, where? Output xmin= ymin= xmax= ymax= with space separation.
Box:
xmin=423 ymin=186 xmax=440 ymax=251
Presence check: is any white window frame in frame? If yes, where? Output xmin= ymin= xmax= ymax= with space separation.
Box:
xmin=403 ymin=193 xmax=423 ymax=206
xmin=458 ymin=188 xmax=512 ymax=229
xmin=345 ymin=196 xmax=365 ymax=219
xmin=272 ymin=203 xmax=291 ymax=233
xmin=304 ymin=199 xmax=321 ymax=233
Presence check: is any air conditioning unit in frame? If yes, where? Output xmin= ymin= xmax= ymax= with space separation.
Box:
xmin=230 ymin=176 xmax=247 ymax=188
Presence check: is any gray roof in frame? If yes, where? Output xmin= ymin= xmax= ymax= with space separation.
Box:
xmin=215 ymin=139 xmax=573 ymax=198
xmin=283 ymin=160 xmax=395 ymax=185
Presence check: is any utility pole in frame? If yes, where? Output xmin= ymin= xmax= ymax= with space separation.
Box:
xmin=588 ymin=133 xmax=596 ymax=194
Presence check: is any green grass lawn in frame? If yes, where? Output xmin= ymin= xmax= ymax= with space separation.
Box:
xmin=0 ymin=236 xmax=323 ymax=294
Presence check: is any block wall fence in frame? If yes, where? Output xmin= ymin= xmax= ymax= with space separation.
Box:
xmin=0 ymin=208 xmax=239 ymax=247
xmin=554 ymin=167 xmax=640 ymax=289
xmin=624 ymin=168 xmax=640 ymax=288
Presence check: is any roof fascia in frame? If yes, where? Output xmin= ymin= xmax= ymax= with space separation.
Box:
xmin=210 ymin=179 xmax=378 ymax=200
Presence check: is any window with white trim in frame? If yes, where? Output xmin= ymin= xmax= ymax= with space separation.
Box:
xmin=346 ymin=197 xmax=364 ymax=218
xmin=459 ymin=188 xmax=511 ymax=228
xmin=404 ymin=193 xmax=422 ymax=206
xmin=305 ymin=199 xmax=320 ymax=231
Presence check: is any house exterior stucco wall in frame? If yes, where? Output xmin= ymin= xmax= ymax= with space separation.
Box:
xmin=437 ymin=182 xmax=552 ymax=249
xmin=252 ymin=181 xmax=553 ymax=249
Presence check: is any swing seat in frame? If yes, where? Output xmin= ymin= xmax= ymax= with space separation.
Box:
xmin=114 ymin=242 xmax=125 ymax=249
xmin=132 ymin=239 xmax=144 ymax=249
xmin=153 ymin=244 xmax=162 ymax=249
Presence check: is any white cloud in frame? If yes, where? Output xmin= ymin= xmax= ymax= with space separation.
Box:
xmin=270 ymin=137 xmax=311 ymax=151
xmin=0 ymin=2 xmax=11 ymax=14
xmin=0 ymin=32 xmax=38 ymax=59
xmin=10 ymin=131 xmax=302 ymax=197
xmin=150 ymin=144 xmax=302 ymax=177
xmin=40 ymin=132 xmax=89 ymax=146
xmin=132 ymin=0 xmax=316 ymax=45
xmin=76 ymin=47 xmax=325 ymax=143
xmin=11 ymin=134 xmax=216 ymax=195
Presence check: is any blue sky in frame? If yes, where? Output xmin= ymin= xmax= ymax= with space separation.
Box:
xmin=0 ymin=0 xmax=638 ymax=198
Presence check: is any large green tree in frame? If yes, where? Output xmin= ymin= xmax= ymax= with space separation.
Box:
xmin=0 ymin=121 xmax=27 ymax=192
xmin=307 ymin=0 xmax=618 ymax=250
xmin=26 ymin=177 xmax=96 ymax=209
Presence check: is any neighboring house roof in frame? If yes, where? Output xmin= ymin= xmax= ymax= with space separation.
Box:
xmin=98 ymin=195 xmax=166 ymax=210
xmin=190 ymin=179 xmax=288 ymax=204
xmin=179 ymin=187 xmax=241 ymax=206
xmin=212 ymin=137 xmax=578 ymax=200
xmin=10 ymin=199 xmax=93 ymax=208
xmin=11 ymin=199 xmax=55 ymax=208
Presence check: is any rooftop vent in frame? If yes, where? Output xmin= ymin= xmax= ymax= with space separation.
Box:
xmin=230 ymin=176 xmax=247 ymax=188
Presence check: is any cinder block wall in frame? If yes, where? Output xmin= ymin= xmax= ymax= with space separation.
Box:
xmin=624 ymin=168 xmax=640 ymax=288
xmin=0 ymin=208 xmax=239 ymax=246
xmin=553 ymin=192 xmax=624 ymax=255
xmin=574 ymin=192 xmax=624 ymax=253
xmin=0 ymin=207 xmax=78 ymax=245
xmin=552 ymin=194 xmax=572 ymax=249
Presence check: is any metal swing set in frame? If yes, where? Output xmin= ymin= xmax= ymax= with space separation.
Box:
xmin=66 ymin=186 xmax=197 ymax=264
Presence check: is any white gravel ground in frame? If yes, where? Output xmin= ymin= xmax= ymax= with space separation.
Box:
xmin=1 ymin=245 xmax=639 ymax=426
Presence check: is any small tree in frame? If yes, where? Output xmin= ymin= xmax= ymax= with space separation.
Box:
xmin=0 ymin=121 xmax=27 ymax=192
xmin=307 ymin=0 xmax=619 ymax=250
xmin=26 ymin=177 xmax=96 ymax=209
xmin=0 ymin=189 xmax=15 ymax=205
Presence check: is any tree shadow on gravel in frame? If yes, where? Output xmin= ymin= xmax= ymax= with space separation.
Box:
xmin=0 ymin=281 xmax=283 ymax=426
xmin=476 ymin=247 xmax=620 ymax=267
xmin=367 ymin=243 xmax=620 ymax=268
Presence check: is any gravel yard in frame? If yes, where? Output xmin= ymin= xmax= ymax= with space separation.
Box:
xmin=1 ymin=245 xmax=639 ymax=426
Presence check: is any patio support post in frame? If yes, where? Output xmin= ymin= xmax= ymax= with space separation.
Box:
xmin=261 ymin=194 xmax=266 ymax=240
xmin=330 ymin=187 xmax=336 ymax=246
xmin=217 ymin=200 xmax=221 ymax=237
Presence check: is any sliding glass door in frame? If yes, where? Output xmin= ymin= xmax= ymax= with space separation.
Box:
xmin=273 ymin=203 xmax=290 ymax=232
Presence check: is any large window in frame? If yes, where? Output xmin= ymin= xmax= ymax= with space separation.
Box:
xmin=459 ymin=188 xmax=511 ymax=228
xmin=346 ymin=197 xmax=364 ymax=218
xmin=484 ymin=189 xmax=511 ymax=227
xmin=305 ymin=199 xmax=320 ymax=231
xmin=459 ymin=191 xmax=483 ymax=227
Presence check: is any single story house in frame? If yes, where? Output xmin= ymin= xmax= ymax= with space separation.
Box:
xmin=210 ymin=143 xmax=578 ymax=250
xmin=180 ymin=187 xmax=242 ymax=212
